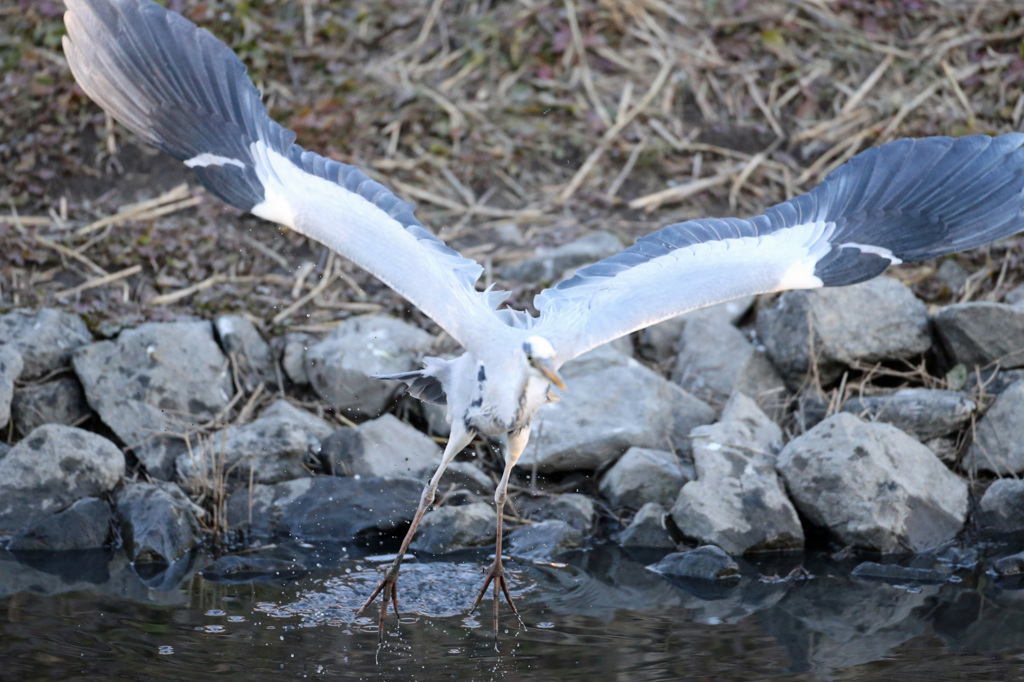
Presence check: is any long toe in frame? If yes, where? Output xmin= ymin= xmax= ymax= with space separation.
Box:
xmin=358 ymin=572 xmax=401 ymax=642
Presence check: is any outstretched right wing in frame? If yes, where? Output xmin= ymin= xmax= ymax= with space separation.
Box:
xmin=63 ymin=0 xmax=509 ymax=351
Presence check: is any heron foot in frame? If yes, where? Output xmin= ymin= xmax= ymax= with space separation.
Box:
xmin=357 ymin=565 xmax=401 ymax=642
xmin=471 ymin=555 xmax=521 ymax=634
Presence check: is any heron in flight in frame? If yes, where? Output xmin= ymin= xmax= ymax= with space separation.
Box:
xmin=63 ymin=0 xmax=1024 ymax=638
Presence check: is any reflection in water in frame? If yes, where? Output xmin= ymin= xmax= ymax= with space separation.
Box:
xmin=1 ymin=543 xmax=1023 ymax=679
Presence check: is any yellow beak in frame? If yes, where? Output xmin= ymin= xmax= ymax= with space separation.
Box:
xmin=537 ymin=358 xmax=567 ymax=391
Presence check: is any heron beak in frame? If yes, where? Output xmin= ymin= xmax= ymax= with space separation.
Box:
xmin=537 ymin=359 xmax=566 ymax=390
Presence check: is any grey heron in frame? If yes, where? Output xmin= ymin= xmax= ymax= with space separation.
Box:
xmin=63 ymin=0 xmax=1024 ymax=639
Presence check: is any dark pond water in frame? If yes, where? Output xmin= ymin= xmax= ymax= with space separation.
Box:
xmin=2 ymin=542 xmax=1023 ymax=680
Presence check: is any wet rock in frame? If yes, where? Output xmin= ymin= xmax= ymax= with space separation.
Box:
xmin=507 ymin=519 xmax=584 ymax=559
xmin=504 ymin=230 xmax=622 ymax=282
xmin=777 ymin=413 xmax=968 ymax=553
xmin=647 ymin=545 xmax=740 ymax=580
xmin=0 ymin=424 xmax=124 ymax=536
xmin=114 ymin=481 xmax=204 ymax=564
xmin=176 ymin=400 xmax=331 ymax=484
xmin=0 ymin=309 xmax=92 ymax=380
xmin=200 ymin=555 xmax=307 ymax=583
xmin=0 ymin=344 xmax=22 ymax=430
xmin=977 ymin=479 xmax=1024 ymax=534
xmin=444 ymin=461 xmax=494 ymax=500
xmin=672 ymin=408 xmax=802 ymax=554
xmin=305 ymin=315 xmax=433 ymax=417
xmin=410 ymin=502 xmax=497 ymax=554
xmin=226 ymin=476 xmax=422 ymax=542
xmin=518 ymin=493 xmax=596 ymax=533
xmin=933 ymin=302 xmax=1024 ymax=369
xmin=671 ymin=316 xmax=788 ymax=415
xmin=214 ymin=314 xmax=277 ymax=391
xmin=520 ymin=356 xmax=715 ymax=473
xmin=841 ymin=388 xmax=975 ymax=441
xmin=963 ymin=380 xmax=1024 ymax=476
xmin=617 ymin=502 xmax=677 ymax=548
xmin=73 ymin=320 xmax=234 ymax=480
xmin=850 ymin=561 xmax=953 ymax=584
xmin=280 ymin=332 xmax=315 ymax=386
xmin=639 ymin=297 xmax=755 ymax=366
xmin=7 ymin=497 xmax=112 ymax=551
xmin=599 ymin=447 xmax=689 ymax=509
xmin=990 ymin=551 xmax=1024 ymax=577
xmin=318 ymin=412 xmax=441 ymax=479
xmin=11 ymin=376 xmax=91 ymax=436
xmin=757 ymin=278 xmax=931 ymax=388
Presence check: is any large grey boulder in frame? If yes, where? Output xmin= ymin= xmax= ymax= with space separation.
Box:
xmin=504 ymin=230 xmax=622 ymax=282
xmin=841 ymin=388 xmax=975 ymax=442
xmin=507 ymin=519 xmax=584 ymax=559
xmin=214 ymin=315 xmax=277 ymax=391
xmin=933 ymin=302 xmax=1024 ymax=369
xmin=599 ymin=447 xmax=690 ymax=509
xmin=519 ymin=355 xmax=715 ymax=473
xmin=73 ymin=321 xmax=234 ymax=480
xmin=617 ymin=502 xmax=677 ymax=548
xmin=647 ymin=546 xmax=740 ymax=581
xmin=639 ymin=297 xmax=755 ymax=366
xmin=280 ymin=332 xmax=315 ymax=386
xmin=0 ymin=344 xmax=22 ymax=430
xmin=410 ymin=502 xmax=497 ymax=554
xmin=176 ymin=400 xmax=333 ymax=484
xmin=757 ymin=278 xmax=931 ymax=388
xmin=7 ymin=497 xmax=113 ymax=551
xmin=964 ymin=379 xmax=1024 ymax=476
xmin=977 ymin=479 xmax=1024 ymax=534
xmin=0 ymin=424 xmax=124 ymax=536
xmin=0 ymin=309 xmax=92 ymax=380
xmin=11 ymin=376 xmax=91 ymax=436
xmin=305 ymin=315 xmax=434 ymax=417
xmin=317 ymin=412 xmax=441 ymax=479
xmin=671 ymin=403 xmax=802 ymax=554
xmin=777 ymin=413 xmax=968 ymax=553
xmin=114 ymin=481 xmax=204 ymax=564
xmin=671 ymin=316 xmax=787 ymax=415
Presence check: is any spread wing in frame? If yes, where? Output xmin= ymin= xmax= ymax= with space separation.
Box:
xmin=62 ymin=0 xmax=509 ymax=351
xmin=532 ymin=134 xmax=1024 ymax=365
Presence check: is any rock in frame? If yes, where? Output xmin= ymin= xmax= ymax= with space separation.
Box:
xmin=559 ymin=342 xmax=634 ymax=377
xmin=639 ymin=297 xmax=755 ymax=366
xmin=11 ymin=376 xmax=91 ymax=436
xmin=646 ymin=546 xmax=740 ymax=580
xmin=1005 ymin=283 xmax=1024 ymax=309
xmin=504 ymin=230 xmax=622 ymax=282
xmin=617 ymin=502 xmax=677 ymax=548
xmin=925 ymin=437 xmax=959 ymax=466
xmin=991 ymin=551 xmax=1024 ymax=577
xmin=226 ymin=476 xmax=421 ymax=542
xmin=841 ymin=388 xmax=975 ymax=441
xmin=964 ymin=380 xmax=1024 ymax=476
xmin=199 ymin=555 xmax=306 ymax=583
xmin=518 ymin=493 xmax=596 ymax=533
xmin=0 ymin=424 xmax=124 ymax=536
xmin=444 ymin=461 xmax=494 ymax=500
xmin=794 ymin=389 xmax=830 ymax=432
xmin=409 ymin=502 xmax=497 ymax=554
xmin=0 ymin=344 xmax=22 ymax=430
xmin=317 ymin=413 xmax=441 ymax=479
xmin=672 ymin=416 xmax=803 ymax=555
xmin=599 ymin=447 xmax=689 ymax=509
xmin=7 ymin=497 xmax=113 ymax=551
xmin=305 ymin=315 xmax=434 ymax=417
xmin=757 ymin=278 xmax=931 ymax=388
xmin=214 ymin=315 xmax=277 ymax=391
xmin=934 ymin=259 xmax=969 ymax=293
xmin=114 ymin=481 xmax=204 ymax=564
xmin=777 ymin=413 xmax=969 ymax=553
xmin=671 ymin=316 xmax=788 ymax=415
xmin=933 ymin=302 xmax=1024 ymax=369
xmin=719 ymin=392 xmax=783 ymax=454
xmin=519 ymin=356 xmax=715 ymax=473
xmin=73 ymin=321 xmax=234 ymax=480
xmin=977 ymin=479 xmax=1024 ymax=534
xmin=280 ymin=332 xmax=314 ymax=386
xmin=965 ymin=367 xmax=1024 ymax=396
xmin=507 ymin=519 xmax=584 ymax=559
xmin=176 ymin=400 xmax=332 ymax=484
xmin=850 ymin=561 xmax=953 ymax=584
xmin=421 ymin=401 xmax=451 ymax=438
xmin=0 ymin=309 xmax=92 ymax=380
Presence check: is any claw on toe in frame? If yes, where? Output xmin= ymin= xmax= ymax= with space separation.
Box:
xmin=358 ymin=572 xmax=401 ymax=642
xmin=471 ymin=557 xmax=523 ymax=634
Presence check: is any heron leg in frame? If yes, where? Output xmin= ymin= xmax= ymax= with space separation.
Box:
xmin=357 ymin=425 xmax=474 ymax=641
xmin=471 ymin=426 xmax=531 ymax=634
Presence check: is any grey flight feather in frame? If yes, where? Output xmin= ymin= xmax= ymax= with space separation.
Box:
xmin=533 ymin=134 xmax=1024 ymax=364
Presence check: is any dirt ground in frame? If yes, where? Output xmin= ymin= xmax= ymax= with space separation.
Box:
xmin=2 ymin=0 xmax=1024 ymax=340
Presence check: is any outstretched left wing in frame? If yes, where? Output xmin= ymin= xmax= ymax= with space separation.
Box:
xmin=62 ymin=0 xmax=509 ymax=351
xmin=532 ymin=134 xmax=1024 ymax=365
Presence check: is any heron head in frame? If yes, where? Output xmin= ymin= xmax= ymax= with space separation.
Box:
xmin=522 ymin=335 xmax=566 ymax=390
